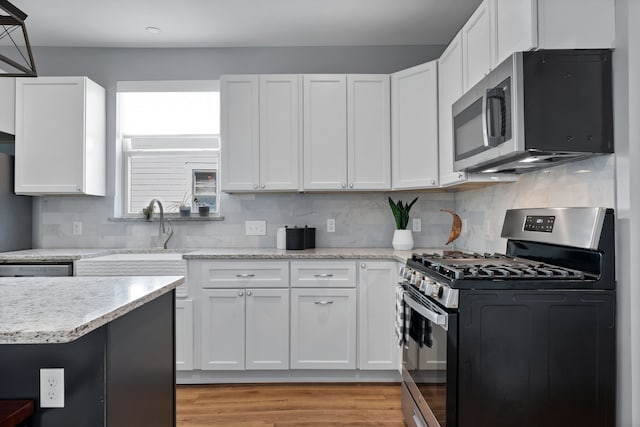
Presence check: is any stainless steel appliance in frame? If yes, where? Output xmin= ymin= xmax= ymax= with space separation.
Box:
xmin=400 ymin=207 xmax=615 ymax=427
xmin=0 ymin=153 xmax=32 ymax=252
xmin=452 ymin=50 xmax=613 ymax=174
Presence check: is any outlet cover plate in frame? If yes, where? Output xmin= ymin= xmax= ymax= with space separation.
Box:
xmin=327 ymin=218 xmax=335 ymax=233
xmin=245 ymin=220 xmax=267 ymax=236
xmin=40 ymin=368 xmax=64 ymax=408
xmin=412 ymin=218 xmax=422 ymax=233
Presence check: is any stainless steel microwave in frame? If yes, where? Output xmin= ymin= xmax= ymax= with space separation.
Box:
xmin=452 ymin=50 xmax=613 ymax=174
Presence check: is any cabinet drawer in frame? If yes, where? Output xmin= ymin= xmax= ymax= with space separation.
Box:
xmin=290 ymin=261 xmax=356 ymax=287
xmin=195 ymin=261 xmax=289 ymax=288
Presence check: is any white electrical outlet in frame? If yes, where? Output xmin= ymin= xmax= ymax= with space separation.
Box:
xmin=40 ymin=368 xmax=64 ymax=408
xmin=327 ymin=218 xmax=336 ymax=233
xmin=72 ymin=221 xmax=82 ymax=236
xmin=412 ymin=218 xmax=422 ymax=233
xmin=245 ymin=220 xmax=267 ymax=236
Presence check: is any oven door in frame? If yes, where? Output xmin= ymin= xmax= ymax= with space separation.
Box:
xmin=402 ymin=287 xmax=458 ymax=427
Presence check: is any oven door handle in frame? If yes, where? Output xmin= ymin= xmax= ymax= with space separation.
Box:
xmin=403 ymin=292 xmax=448 ymax=329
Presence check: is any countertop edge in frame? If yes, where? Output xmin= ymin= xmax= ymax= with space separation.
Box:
xmin=0 ymin=276 xmax=184 ymax=345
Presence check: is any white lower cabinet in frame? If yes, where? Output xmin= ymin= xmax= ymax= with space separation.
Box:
xmin=357 ymin=261 xmax=400 ymax=370
xmin=245 ymin=288 xmax=290 ymax=370
xmin=200 ymin=288 xmax=289 ymax=370
xmin=290 ymin=288 xmax=357 ymax=369
xmin=175 ymin=299 xmax=194 ymax=371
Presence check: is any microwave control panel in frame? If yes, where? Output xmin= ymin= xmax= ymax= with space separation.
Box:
xmin=524 ymin=215 xmax=555 ymax=233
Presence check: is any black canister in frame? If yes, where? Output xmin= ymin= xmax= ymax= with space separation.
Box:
xmin=304 ymin=226 xmax=316 ymax=249
xmin=285 ymin=226 xmax=306 ymax=250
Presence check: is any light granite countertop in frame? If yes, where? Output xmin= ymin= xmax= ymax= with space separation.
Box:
xmin=182 ymin=247 xmax=441 ymax=262
xmin=0 ymin=275 xmax=184 ymax=344
xmin=0 ymin=247 xmax=441 ymax=263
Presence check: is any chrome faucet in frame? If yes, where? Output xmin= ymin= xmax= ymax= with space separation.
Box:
xmin=146 ymin=199 xmax=174 ymax=249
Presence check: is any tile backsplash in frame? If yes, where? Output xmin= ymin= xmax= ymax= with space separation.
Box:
xmin=38 ymin=192 xmax=455 ymax=249
xmin=453 ymin=155 xmax=616 ymax=254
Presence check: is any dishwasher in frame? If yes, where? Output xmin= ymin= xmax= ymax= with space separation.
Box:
xmin=0 ymin=263 xmax=73 ymax=277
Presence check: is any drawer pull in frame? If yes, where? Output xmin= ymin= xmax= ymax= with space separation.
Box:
xmin=314 ymin=301 xmax=334 ymax=305
xmin=236 ymin=273 xmax=256 ymax=278
xmin=314 ymin=273 xmax=334 ymax=278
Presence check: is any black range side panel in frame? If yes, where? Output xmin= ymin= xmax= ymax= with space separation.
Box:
xmin=457 ymin=290 xmax=615 ymax=427
xmin=522 ymin=49 xmax=613 ymax=153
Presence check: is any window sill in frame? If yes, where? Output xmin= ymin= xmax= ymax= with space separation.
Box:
xmin=109 ymin=215 xmax=225 ymax=222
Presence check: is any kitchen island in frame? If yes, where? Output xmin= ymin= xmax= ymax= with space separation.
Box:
xmin=0 ymin=275 xmax=183 ymax=427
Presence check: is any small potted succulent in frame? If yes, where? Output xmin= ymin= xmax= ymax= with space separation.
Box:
xmin=194 ymin=197 xmax=210 ymax=217
xmin=178 ymin=193 xmax=192 ymax=217
xmin=388 ymin=196 xmax=418 ymax=250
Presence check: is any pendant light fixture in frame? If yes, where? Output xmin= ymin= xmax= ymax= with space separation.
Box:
xmin=0 ymin=0 xmax=36 ymax=77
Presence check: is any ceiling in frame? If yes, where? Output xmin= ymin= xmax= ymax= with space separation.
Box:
xmin=11 ymin=0 xmax=482 ymax=48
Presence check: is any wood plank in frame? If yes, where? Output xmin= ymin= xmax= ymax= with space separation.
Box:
xmin=176 ymin=383 xmax=403 ymax=427
xmin=0 ymin=400 xmax=34 ymax=427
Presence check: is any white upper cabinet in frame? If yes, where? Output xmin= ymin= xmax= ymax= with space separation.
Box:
xmin=303 ymin=74 xmax=391 ymax=191
xmin=15 ymin=76 xmax=105 ymax=196
xmin=391 ymin=61 xmax=439 ymax=190
xmin=462 ymin=0 xmax=495 ymax=91
xmin=0 ymin=78 xmax=15 ymax=135
xmin=536 ymin=0 xmax=615 ymax=50
xmin=492 ymin=0 xmax=615 ymax=67
xmin=303 ymin=74 xmax=348 ymax=190
xmin=221 ymin=75 xmax=259 ymax=191
xmin=259 ymin=75 xmax=300 ymax=191
xmin=493 ymin=0 xmax=538 ymax=66
xmin=221 ymin=75 xmax=299 ymax=192
xmin=347 ymin=75 xmax=391 ymax=190
xmin=438 ymin=32 xmax=467 ymax=187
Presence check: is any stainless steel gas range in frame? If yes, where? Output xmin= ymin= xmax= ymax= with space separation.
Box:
xmin=399 ymin=207 xmax=616 ymax=427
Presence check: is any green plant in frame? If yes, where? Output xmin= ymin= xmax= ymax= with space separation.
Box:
xmin=193 ymin=197 xmax=206 ymax=207
xmin=388 ymin=196 xmax=418 ymax=230
xmin=142 ymin=206 xmax=151 ymax=220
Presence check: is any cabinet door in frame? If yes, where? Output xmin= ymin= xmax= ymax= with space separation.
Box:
xmin=462 ymin=0 xmax=495 ymax=91
xmin=220 ymin=75 xmax=259 ymax=192
xmin=358 ymin=261 xmax=400 ymax=370
xmin=290 ymin=288 xmax=357 ymax=369
xmin=200 ymin=289 xmax=245 ymax=370
xmin=245 ymin=288 xmax=290 ymax=370
xmin=15 ymin=77 xmax=105 ymax=195
xmin=438 ymin=32 xmax=467 ymax=187
xmin=347 ymin=75 xmax=391 ymax=190
xmin=259 ymin=75 xmax=300 ymax=191
xmin=303 ymin=75 xmax=348 ymax=190
xmin=175 ymin=299 xmax=194 ymax=371
xmin=537 ymin=0 xmax=615 ymax=49
xmin=391 ymin=61 xmax=439 ymax=189
xmin=0 ymin=77 xmax=15 ymax=135
xmin=494 ymin=0 xmax=538 ymax=66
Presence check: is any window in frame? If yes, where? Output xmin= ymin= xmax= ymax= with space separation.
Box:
xmin=117 ymin=81 xmax=220 ymax=216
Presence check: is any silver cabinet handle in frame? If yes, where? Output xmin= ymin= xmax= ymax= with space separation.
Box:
xmin=341 ymin=183 xmax=346 ymax=188
xmin=246 ymin=290 xmax=252 ymax=296
xmin=413 ymin=411 xmax=427 ymax=427
xmin=260 ymin=184 xmax=266 ymax=189
xmin=236 ymin=273 xmax=256 ymax=278
xmin=238 ymin=290 xmax=244 ymax=296
xmin=349 ymin=183 xmax=354 ymax=189
xmin=361 ymin=263 xmax=366 ymax=269
xmin=253 ymin=184 xmax=259 ymax=189
xmin=314 ymin=273 xmax=334 ymax=278
xmin=430 ymin=179 xmax=436 ymax=185
xmin=314 ymin=301 xmax=333 ymax=305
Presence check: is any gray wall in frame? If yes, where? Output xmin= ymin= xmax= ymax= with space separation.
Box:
xmin=31 ymin=45 xmax=450 ymax=249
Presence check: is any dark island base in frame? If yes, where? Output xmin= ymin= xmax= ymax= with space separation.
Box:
xmin=0 ymin=291 xmax=176 ymax=427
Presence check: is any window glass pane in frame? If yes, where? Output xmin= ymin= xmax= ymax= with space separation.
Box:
xmin=119 ymin=92 xmax=220 ymax=135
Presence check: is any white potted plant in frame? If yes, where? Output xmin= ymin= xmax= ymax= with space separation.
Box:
xmin=388 ymin=196 xmax=418 ymax=250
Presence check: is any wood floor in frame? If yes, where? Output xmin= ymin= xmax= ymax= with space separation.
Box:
xmin=176 ymin=383 xmax=405 ymax=427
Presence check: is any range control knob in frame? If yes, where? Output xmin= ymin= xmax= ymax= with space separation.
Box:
xmin=403 ymin=268 xmax=413 ymax=281
xmin=410 ymin=272 xmax=422 ymax=286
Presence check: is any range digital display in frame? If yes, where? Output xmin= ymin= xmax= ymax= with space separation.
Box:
xmin=524 ymin=215 xmax=555 ymax=233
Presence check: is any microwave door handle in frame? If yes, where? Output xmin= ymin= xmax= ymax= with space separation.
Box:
xmin=486 ymin=88 xmax=507 ymax=147
xmin=481 ymin=91 xmax=490 ymax=147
